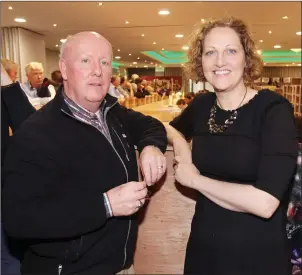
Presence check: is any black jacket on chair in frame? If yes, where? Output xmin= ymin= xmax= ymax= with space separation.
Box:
xmin=2 ymin=91 xmax=167 ymax=274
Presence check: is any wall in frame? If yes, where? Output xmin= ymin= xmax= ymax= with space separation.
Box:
xmin=262 ymin=66 xmax=301 ymax=78
xmin=18 ymin=28 xmax=46 ymax=82
xmin=127 ymin=67 xmax=155 ymax=77
xmin=45 ymin=49 xmax=59 ymax=79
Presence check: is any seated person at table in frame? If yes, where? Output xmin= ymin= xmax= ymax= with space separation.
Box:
xmin=134 ymin=78 xmax=150 ymax=98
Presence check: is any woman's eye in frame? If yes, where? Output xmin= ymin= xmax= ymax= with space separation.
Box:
xmin=227 ymin=49 xmax=236 ymax=55
xmin=205 ymin=51 xmax=214 ymax=56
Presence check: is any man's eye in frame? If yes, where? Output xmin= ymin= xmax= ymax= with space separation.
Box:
xmin=82 ymin=59 xmax=89 ymax=63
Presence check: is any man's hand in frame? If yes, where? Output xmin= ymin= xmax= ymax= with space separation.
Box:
xmin=106 ymin=181 xmax=148 ymax=216
xmin=140 ymin=146 xmax=166 ymax=186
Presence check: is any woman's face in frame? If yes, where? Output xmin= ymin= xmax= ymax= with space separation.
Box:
xmin=202 ymin=27 xmax=246 ymax=92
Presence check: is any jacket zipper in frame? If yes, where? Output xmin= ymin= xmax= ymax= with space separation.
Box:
xmin=61 ymin=103 xmax=131 ymax=268
xmin=112 ymin=127 xmax=130 ymax=161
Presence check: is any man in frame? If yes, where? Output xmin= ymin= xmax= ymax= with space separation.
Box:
xmin=109 ymin=75 xmax=129 ymax=98
xmin=20 ymin=62 xmax=56 ymax=107
xmin=176 ymin=99 xmax=187 ymax=111
xmin=51 ymin=70 xmax=63 ymax=92
xmin=1 ymin=65 xmax=35 ymax=275
xmin=2 ymin=32 xmax=167 ymax=275
xmin=1 ymin=59 xmax=19 ymax=83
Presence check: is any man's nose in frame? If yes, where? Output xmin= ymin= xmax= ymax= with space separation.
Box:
xmin=92 ymin=62 xmax=103 ymax=76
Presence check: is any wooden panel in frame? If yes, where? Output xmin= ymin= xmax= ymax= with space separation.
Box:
xmin=134 ymin=149 xmax=197 ymax=274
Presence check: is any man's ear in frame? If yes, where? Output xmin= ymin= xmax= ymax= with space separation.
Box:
xmin=59 ymin=59 xmax=67 ymax=80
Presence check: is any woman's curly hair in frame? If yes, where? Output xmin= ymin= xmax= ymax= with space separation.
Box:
xmin=185 ymin=17 xmax=263 ymax=83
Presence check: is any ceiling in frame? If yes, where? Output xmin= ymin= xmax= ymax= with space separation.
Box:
xmin=1 ymin=1 xmax=301 ymax=68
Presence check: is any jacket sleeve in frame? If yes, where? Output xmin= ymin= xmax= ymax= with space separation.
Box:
xmin=2 ymin=133 xmax=109 ymax=240
xmin=117 ymin=105 xmax=168 ymax=153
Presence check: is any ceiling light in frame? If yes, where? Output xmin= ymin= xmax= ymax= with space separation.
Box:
xmin=130 ymin=64 xmax=132 ymax=67
xmin=201 ymin=18 xmax=205 ymax=23
xmin=125 ymin=21 xmax=129 ymax=24
xmin=182 ymin=45 xmax=189 ymax=50
xmin=129 ymin=53 xmax=131 ymax=56
xmin=292 ymin=63 xmax=295 ymax=64
xmin=274 ymin=45 xmax=281 ymax=48
xmin=162 ymin=48 xmax=165 ymax=51
xmin=142 ymin=34 xmax=145 ymax=37
xmin=14 ymin=18 xmax=26 ymax=23
xmin=175 ymin=34 xmax=184 ymax=38
xmin=117 ymin=49 xmax=120 ymax=52
xmin=153 ymin=42 xmax=156 ymax=45
xmin=98 ymin=2 xmax=103 ymax=5
xmin=282 ymin=16 xmax=288 ymax=19
xmin=137 ymin=57 xmax=140 ymax=60
xmin=256 ymin=50 xmax=262 ymax=55
xmin=268 ymin=31 xmax=272 ymax=34
xmin=264 ymin=63 xmax=267 ymax=65
xmin=286 ymin=65 xmax=289 ymax=67
xmin=115 ymin=56 xmax=121 ymax=59
xmin=290 ymin=48 xmax=302 ymax=53
xmin=8 ymin=6 xmax=13 ymax=10
xmin=144 ymin=65 xmax=148 ymax=68
xmin=296 ymin=31 xmax=302 ymax=35
xmin=60 ymin=39 xmax=67 ymax=43
xmin=53 ymin=24 xmax=57 ymax=27
xmin=158 ymin=10 xmax=170 ymax=15
xmin=181 ymin=64 xmax=184 ymax=66
xmin=259 ymin=40 xmax=263 ymax=43
xmin=133 ymin=62 xmax=137 ymax=64
xmin=298 ymin=64 xmax=302 ymax=66
xmin=55 ymin=44 xmax=59 ymax=47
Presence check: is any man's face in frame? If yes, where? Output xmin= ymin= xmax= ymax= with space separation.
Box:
xmin=9 ymin=64 xmax=18 ymax=82
xmin=27 ymin=69 xmax=44 ymax=89
xmin=60 ymin=33 xmax=112 ymax=111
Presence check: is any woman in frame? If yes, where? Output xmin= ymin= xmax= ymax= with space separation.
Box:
xmin=166 ymin=18 xmax=298 ymax=275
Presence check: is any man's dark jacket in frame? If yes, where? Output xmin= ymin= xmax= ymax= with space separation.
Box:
xmin=2 ymin=91 xmax=167 ymax=274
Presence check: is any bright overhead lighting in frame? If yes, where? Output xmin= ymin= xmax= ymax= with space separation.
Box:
xmin=129 ymin=53 xmax=131 ymax=56
xmin=292 ymin=63 xmax=295 ymax=64
xmin=125 ymin=21 xmax=129 ymax=24
xmin=142 ymin=34 xmax=145 ymax=37
xmin=201 ymin=18 xmax=205 ymax=23
xmin=8 ymin=6 xmax=13 ymax=10
xmin=286 ymin=64 xmax=289 ymax=67
xmin=298 ymin=64 xmax=302 ymax=66
xmin=98 ymin=2 xmax=103 ymax=5
xmin=53 ymin=24 xmax=57 ymax=27
xmin=182 ymin=45 xmax=189 ymax=50
xmin=282 ymin=16 xmax=288 ymax=19
xmin=117 ymin=49 xmax=120 ymax=52
xmin=175 ymin=34 xmax=184 ymax=38
xmin=162 ymin=48 xmax=165 ymax=51
xmin=268 ymin=31 xmax=272 ymax=34
xmin=256 ymin=50 xmax=262 ymax=55
xmin=137 ymin=57 xmax=140 ymax=60
xmin=130 ymin=64 xmax=132 ymax=67
xmin=60 ymin=39 xmax=67 ymax=43
xmin=153 ymin=41 xmax=156 ymax=45
xmin=55 ymin=44 xmax=59 ymax=47
xmin=296 ymin=31 xmax=302 ymax=35
xmin=115 ymin=56 xmax=121 ymax=59
xmin=291 ymin=48 xmax=302 ymax=53
xmin=274 ymin=45 xmax=281 ymax=48
xmin=133 ymin=62 xmax=137 ymax=64
xmin=181 ymin=63 xmax=184 ymax=66
xmin=259 ymin=40 xmax=263 ymax=43
xmin=144 ymin=65 xmax=148 ymax=68
xmin=158 ymin=10 xmax=170 ymax=15
xmin=14 ymin=18 xmax=26 ymax=23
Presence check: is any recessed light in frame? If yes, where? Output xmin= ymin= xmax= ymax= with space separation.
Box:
xmin=162 ymin=48 xmax=165 ymax=51
xmin=259 ymin=40 xmax=263 ymax=43
xmin=201 ymin=18 xmax=205 ymax=23
xmin=60 ymin=39 xmax=67 ymax=43
xmin=282 ymin=16 xmax=288 ymax=19
xmin=298 ymin=64 xmax=302 ymax=66
xmin=292 ymin=63 xmax=295 ymax=64
xmin=115 ymin=56 xmax=121 ymax=59
xmin=53 ymin=24 xmax=57 ymax=27
xmin=141 ymin=34 xmax=145 ymax=37
xmin=290 ymin=48 xmax=302 ymax=53
xmin=144 ymin=65 xmax=148 ymax=68
xmin=181 ymin=64 xmax=184 ymax=66
xmin=98 ymin=2 xmax=103 ymax=6
xmin=257 ymin=50 xmax=262 ymax=55
xmin=268 ymin=31 xmax=272 ymax=34
xmin=130 ymin=64 xmax=132 ymax=67
xmin=182 ymin=45 xmax=189 ymax=50
xmin=133 ymin=62 xmax=137 ymax=64
xmin=264 ymin=63 xmax=267 ymax=65
xmin=137 ymin=57 xmax=140 ymax=60
xmin=175 ymin=34 xmax=184 ymax=38
xmin=274 ymin=45 xmax=281 ymax=48
xmin=14 ymin=18 xmax=26 ymax=23
xmin=153 ymin=42 xmax=156 ymax=45
xmin=8 ymin=6 xmax=13 ymax=10
xmin=117 ymin=49 xmax=120 ymax=52
xmin=286 ymin=64 xmax=289 ymax=67
xmin=296 ymin=31 xmax=302 ymax=35
xmin=129 ymin=53 xmax=131 ymax=56
xmin=158 ymin=10 xmax=170 ymax=15
xmin=55 ymin=44 xmax=59 ymax=47
xmin=125 ymin=21 xmax=129 ymax=24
